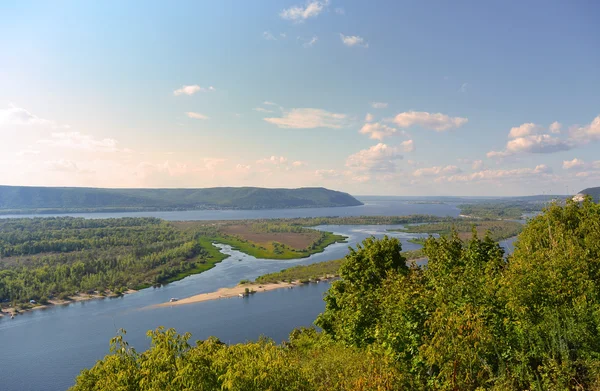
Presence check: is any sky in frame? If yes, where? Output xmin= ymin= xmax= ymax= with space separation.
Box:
xmin=0 ymin=0 xmax=599 ymax=196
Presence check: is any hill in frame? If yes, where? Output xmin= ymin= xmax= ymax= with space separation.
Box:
xmin=0 ymin=186 xmax=363 ymax=212
xmin=578 ymin=186 xmax=600 ymax=201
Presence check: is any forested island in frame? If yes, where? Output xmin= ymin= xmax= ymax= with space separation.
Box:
xmin=0 ymin=185 xmax=362 ymax=213
xmin=0 ymin=217 xmax=347 ymax=312
xmin=0 ymin=214 xmax=513 ymax=314
xmin=70 ymin=197 xmax=600 ymax=390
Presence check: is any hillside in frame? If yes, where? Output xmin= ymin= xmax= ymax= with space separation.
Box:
xmin=579 ymin=186 xmax=600 ymax=201
xmin=0 ymin=186 xmax=362 ymax=212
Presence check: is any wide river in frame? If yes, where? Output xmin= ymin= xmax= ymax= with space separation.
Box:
xmin=0 ymin=200 xmax=516 ymax=391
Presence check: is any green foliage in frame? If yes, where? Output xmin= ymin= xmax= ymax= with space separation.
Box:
xmin=316 ymin=198 xmax=600 ymax=389
xmin=255 ymin=259 xmax=343 ymax=284
xmin=458 ymin=201 xmax=544 ymax=219
xmin=316 ymin=236 xmax=408 ymax=347
xmin=211 ymin=230 xmax=346 ymax=260
xmin=71 ymin=327 xmax=401 ymax=391
xmin=392 ymin=219 xmax=523 ymax=241
xmin=0 ymin=218 xmax=227 ymax=304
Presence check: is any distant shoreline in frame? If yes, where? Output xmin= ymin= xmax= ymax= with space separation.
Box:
xmin=0 ymin=290 xmax=137 ymax=318
xmin=0 ymin=204 xmax=364 ymax=217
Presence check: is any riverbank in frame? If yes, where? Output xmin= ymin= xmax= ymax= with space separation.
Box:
xmin=0 ymin=290 xmax=137 ymax=318
xmin=154 ymin=279 xmax=336 ymax=308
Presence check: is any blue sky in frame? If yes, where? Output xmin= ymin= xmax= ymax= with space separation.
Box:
xmin=1 ymin=0 xmax=599 ymax=196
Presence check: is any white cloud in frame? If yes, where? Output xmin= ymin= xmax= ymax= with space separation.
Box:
xmin=254 ymin=107 xmax=275 ymax=113
xmin=334 ymin=7 xmax=345 ymax=15
xmin=486 ymin=150 xmax=509 ymax=159
xmin=413 ymin=165 xmax=461 ymax=177
xmin=236 ymin=164 xmax=251 ymax=172
xmin=263 ymin=31 xmax=286 ymax=41
xmin=563 ymin=158 xmax=586 ymax=170
xmin=263 ymin=101 xmax=278 ymax=106
xmin=315 ymin=169 xmax=342 ymax=179
xmin=506 ymin=134 xmax=571 ymax=154
xmin=0 ymin=104 xmax=65 ymax=129
xmin=359 ymin=122 xmax=397 ymax=140
xmin=303 ymin=36 xmax=318 ymax=48
xmin=186 ymin=112 xmax=209 ymax=120
xmin=569 ymin=115 xmax=600 ymax=143
xmin=371 ymin=102 xmax=388 ymax=109
xmin=346 ymin=143 xmax=403 ymax=173
xmin=292 ymin=160 xmax=307 ymax=167
xmin=45 ymin=159 xmax=89 ymax=174
xmin=340 ymin=34 xmax=369 ymax=48
xmin=391 ymin=111 xmax=468 ymax=131
xmin=489 ymin=122 xmax=574 ymax=158
xmin=508 ymin=123 xmax=543 ymax=139
xmin=257 ymin=156 xmax=288 ymax=165
xmin=280 ymin=1 xmax=328 ymax=22
xmin=459 ymin=83 xmax=468 ymax=93
xmin=365 ymin=113 xmax=374 ymax=122
xmin=203 ymin=158 xmax=226 ymax=170
xmin=549 ymin=121 xmax=562 ymax=134
xmin=401 ymin=139 xmax=415 ymax=152
xmin=472 ymin=160 xmax=484 ymax=170
xmin=264 ymin=108 xmax=347 ymax=129
xmin=38 ymin=132 xmax=124 ymax=153
xmin=438 ymin=165 xmax=553 ymax=183
xmin=263 ymin=31 xmax=276 ymax=40
xmin=173 ymin=85 xmax=215 ymax=96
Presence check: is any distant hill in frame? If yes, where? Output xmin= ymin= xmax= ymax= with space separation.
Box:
xmin=577 ymin=187 xmax=600 ymax=202
xmin=0 ymin=186 xmax=363 ymax=213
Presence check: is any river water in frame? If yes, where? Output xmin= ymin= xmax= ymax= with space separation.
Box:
xmin=0 ymin=201 xmax=518 ymax=391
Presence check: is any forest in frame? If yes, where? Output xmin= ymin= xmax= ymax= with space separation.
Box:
xmin=457 ymin=201 xmax=544 ymax=219
xmin=390 ymin=219 xmax=523 ymax=241
xmin=0 ymin=217 xmax=346 ymax=306
xmin=70 ymin=198 xmax=600 ymax=390
xmin=0 ymin=218 xmax=228 ymax=305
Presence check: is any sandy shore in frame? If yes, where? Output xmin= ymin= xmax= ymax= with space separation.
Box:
xmin=0 ymin=289 xmax=137 ymax=318
xmin=154 ymin=282 xmax=299 ymax=308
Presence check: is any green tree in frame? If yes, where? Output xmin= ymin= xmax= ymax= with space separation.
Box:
xmin=316 ymin=236 xmax=407 ymax=347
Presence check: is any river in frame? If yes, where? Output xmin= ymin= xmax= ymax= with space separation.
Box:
xmin=0 ymin=201 xmax=517 ymax=391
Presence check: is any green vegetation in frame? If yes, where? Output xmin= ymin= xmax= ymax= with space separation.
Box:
xmin=255 ymin=259 xmax=343 ymax=284
xmin=72 ymin=198 xmax=600 ymax=390
xmin=279 ymin=214 xmax=452 ymax=226
xmin=458 ymin=201 xmax=544 ymax=219
xmin=407 ymin=237 xmax=427 ymax=245
xmin=0 ymin=185 xmax=362 ymax=213
xmin=0 ymin=217 xmax=346 ymax=305
xmin=210 ymin=230 xmax=346 ymax=260
xmin=391 ymin=219 xmax=523 ymax=241
xmin=0 ymin=218 xmax=228 ymax=304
